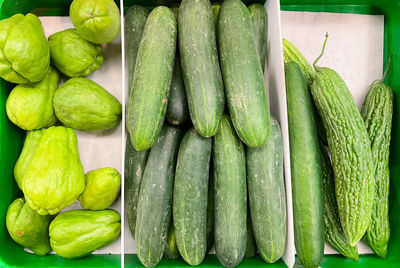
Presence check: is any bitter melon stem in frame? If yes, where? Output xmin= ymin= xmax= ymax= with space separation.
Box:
xmin=379 ymin=55 xmax=392 ymax=83
xmin=313 ymin=32 xmax=329 ymax=68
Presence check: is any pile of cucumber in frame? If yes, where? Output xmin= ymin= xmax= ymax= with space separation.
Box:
xmin=284 ymin=34 xmax=393 ymax=267
xmin=124 ymin=0 xmax=287 ymax=267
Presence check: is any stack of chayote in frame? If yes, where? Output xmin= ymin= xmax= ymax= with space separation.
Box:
xmin=2 ymin=0 xmax=123 ymax=259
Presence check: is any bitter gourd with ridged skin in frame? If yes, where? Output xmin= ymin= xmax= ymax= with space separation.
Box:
xmin=179 ymin=0 xmax=225 ymax=137
xmin=218 ymin=0 xmax=270 ymax=148
xmin=249 ymin=3 xmax=267 ymax=73
xmin=286 ymin=61 xmax=324 ymax=268
xmin=127 ymin=7 xmax=177 ymax=151
xmin=321 ymin=143 xmax=358 ymax=260
xmin=361 ymin=60 xmax=393 ymax=258
xmin=310 ymin=35 xmax=374 ymax=246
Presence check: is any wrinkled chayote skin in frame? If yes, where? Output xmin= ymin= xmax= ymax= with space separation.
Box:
xmin=14 ymin=129 xmax=46 ymax=189
xmin=53 ymin=78 xmax=122 ymax=131
xmin=70 ymin=0 xmax=121 ymax=44
xmin=6 ymin=198 xmax=52 ymax=256
xmin=78 ymin=167 xmax=121 ymax=210
xmin=48 ymin=29 xmax=103 ymax=77
xmin=23 ymin=126 xmax=85 ymax=215
xmin=6 ymin=67 xmax=59 ymax=130
xmin=49 ymin=209 xmax=121 ymax=259
xmin=0 ymin=13 xmax=50 ymax=83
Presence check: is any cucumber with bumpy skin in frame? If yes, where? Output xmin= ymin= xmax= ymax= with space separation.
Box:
xmin=311 ymin=35 xmax=374 ymax=246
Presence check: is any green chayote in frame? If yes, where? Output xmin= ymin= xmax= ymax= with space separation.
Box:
xmin=49 ymin=209 xmax=121 ymax=259
xmin=6 ymin=198 xmax=52 ymax=256
xmin=23 ymin=126 xmax=85 ymax=215
xmin=14 ymin=129 xmax=46 ymax=189
xmin=70 ymin=0 xmax=121 ymax=44
xmin=48 ymin=29 xmax=103 ymax=77
xmin=78 ymin=167 xmax=121 ymax=210
xmin=53 ymin=78 xmax=122 ymax=131
xmin=0 ymin=13 xmax=50 ymax=83
xmin=6 ymin=67 xmax=59 ymax=130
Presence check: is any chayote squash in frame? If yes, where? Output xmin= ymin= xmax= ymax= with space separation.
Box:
xmin=49 ymin=209 xmax=121 ymax=259
xmin=48 ymin=29 xmax=103 ymax=77
xmin=23 ymin=126 xmax=85 ymax=215
xmin=6 ymin=198 xmax=52 ymax=256
xmin=0 ymin=13 xmax=50 ymax=83
xmin=70 ymin=0 xmax=121 ymax=44
xmin=78 ymin=167 xmax=121 ymax=210
xmin=6 ymin=66 xmax=59 ymax=130
xmin=14 ymin=129 xmax=46 ymax=190
xmin=53 ymin=78 xmax=122 ymax=131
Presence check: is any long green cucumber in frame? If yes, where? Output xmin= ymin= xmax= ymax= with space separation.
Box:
xmin=179 ymin=0 xmax=225 ymax=137
xmin=127 ymin=7 xmax=177 ymax=151
xmin=321 ymin=143 xmax=358 ymax=260
xmin=361 ymin=60 xmax=393 ymax=258
xmin=214 ymin=115 xmax=247 ymax=267
xmin=286 ymin=61 xmax=324 ymax=268
xmin=217 ymin=0 xmax=270 ymax=148
xmin=164 ymin=217 xmax=180 ymax=259
xmin=173 ymin=128 xmax=211 ymax=265
xmin=311 ymin=35 xmax=374 ymax=246
xmin=135 ymin=125 xmax=183 ymax=267
xmin=124 ymin=5 xmax=149 ymax=95
xmin=166 ymin=54 xmax=189 ymax=126
xmin=206 ymin=157 xmax=215 ymax=253
xmin=125 ymin=135 xmax=149 ymax=238
xmin=249 ymin=3 xmax=267 ymax=73
xmin=247 ymin=116 xmax=286 ymax=263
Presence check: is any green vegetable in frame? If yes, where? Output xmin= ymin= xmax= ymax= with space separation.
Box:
xmin=206 ymin=160 xmax=215 ymax=253
xmin=247 ymin=116 xmax=286 ymax=263
xmin=361 ymin=59 xmax=393 ymax=258
xmin=6 ymin=198 xmax=52 ymax=256
xmin=164 ymin=218 xmax=180 ymax=260
xmin=78 ymin=167 xmax=121 ymax=210
xmin=6 ymin=66 xmax=59 ymax=131
xmin=125 ymin=135 xmax=149 ymax=238
xmin=179 ymin=0 xmax=224 ymax=137
xmin=125 ymin=5 xmax=149 ymax=95
xmin=244 ymin=211 xmax=257 ymax=258
xmin=311 ymin=35 xmax=374 ymax=246
xmin=173 ymin=128 xmax=211 ymax=265
xmin=49 ymin=209 xmax=120 ymax=259
xmin=135 ymin=125 xmax=183 ymax=267
xmin=48 ymin=28 xmax=103 ymax=77
xmin=14 ymin=129 xmax=46 ymax=190
xmin=321 ymin=143 xmax=358 ymax=260
xmin=0 ymin=13 xmax=50 ymax=83
xmin=70 ymin=0 xmax=121 ymax=44
xmin=23 ymin=126 xmax=85 ymax=215
xmin=286 ymin=61 xmax=324 ymax=268
xmin=249 ymin=4 xmax=268 ymax=72
xmin=214 ymin=115 xmax=246 ymax=267
xmin=53 ymin=77 xmax=122 ymax=131
xmin=127 ymin=7 xmax=177 ymax=151
xmin=218 ymin=0 xmax=270 ymax=148
xmin=166 ymin=54 xmax=189 ymax=126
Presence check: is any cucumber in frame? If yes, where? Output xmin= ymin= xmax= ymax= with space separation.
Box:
xmin=217 ymin=0 xmax=270 ymax=148
xmin=244 ymin=209 xmax=257 ymax=258
xmin=311 ymin=35 xmax=374 ymax=246
xmin=206 ymin=156 xmax=215 ymax=253
xmin=249 ymin=4 xmax=268 ymax=73
xmin=285 ymin=61 xmax=324 ymax=268
xmin=127 ymin=7 xmax=177 ymax=151
xmin=246 ymin=116 xmax=286 ymax=263
xmin=321 ymin=143 xmax=358 ymax=260
xmin=173 ymin=128 xmax=211 ymax=265
xmin=361 ymin=60 xmax=393 ymax=258
xmin=179 ymin=0 xmax=225 ymax=137
xmin=135 ymin=125 xmax=183 ymax=267
xmin=214 ymin=115 xmax=247 ymax=267
xmin=164 ymin=217 xmax=180 ymax=260
xmin=166 ymin=54 xmax=189 ymax=126
xmin=125 ymin=135 xmax=149 ymax=238
xmin=124 ymin=5 xmax=149 ymax=95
